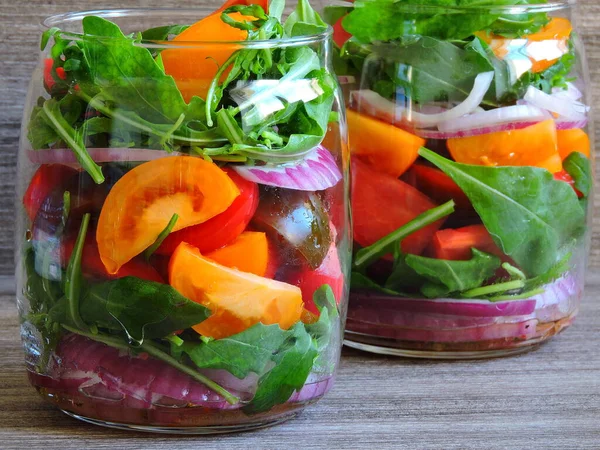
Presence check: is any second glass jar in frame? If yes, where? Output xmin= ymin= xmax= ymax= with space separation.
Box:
xmin=325 ymin=1 xmax=593 ymax=358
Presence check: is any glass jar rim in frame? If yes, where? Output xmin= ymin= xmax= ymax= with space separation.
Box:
xmin=334 ymin=0 xmax=573 ymax=14
xmin=42 ymin=8 xmax=332 ymax=49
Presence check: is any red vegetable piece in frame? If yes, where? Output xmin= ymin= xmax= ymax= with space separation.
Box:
xmin=553 ymin=170 xmax=583 ymax=198
xmin=23 ymin=164 xmax=78 ymax=220
xmin=406 ymin=164 xmax=472 ymax=210
xmin=156 ymin=168 xmax=258 ymax=255
xmin=430 ymin=225 xmax=506 ymax=261
xmin=287 ymin=242 xmax=344 ymax=315
xmin=62 ymin=232 xmax=164 ymax=283
xmin=352 ymin=158 xmax=445 ymax=256
xmin=333 ymin=15 xmax=352 ymax=48
xmin=43 ymin=59 xmax=66 ymax=92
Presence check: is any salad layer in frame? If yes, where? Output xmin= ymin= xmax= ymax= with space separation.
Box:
xmin=19 ymin=0 xmax=348 ymax=425
xmin=326 ymin=0 xmax=591 ymax=352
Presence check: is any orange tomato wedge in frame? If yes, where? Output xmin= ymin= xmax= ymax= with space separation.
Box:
xmin=161 ymin=1 xmax=266 ymax=102
xmin=557 ymin=128 xmax=591 ymax=160
xmin=169 ymin=242 xmax=303 ymax=339
xmin=97 ymin=157 xmax=239 ymax=274
xmin=347 ymin=109 xmax=425 ymax=178
xmin=447 ymin=119 xmax=563 ymax=173
xmin=527 ymin=17 xmax=572 ymax=42
xmin=205 ymin=231 xmax=269 ymax=277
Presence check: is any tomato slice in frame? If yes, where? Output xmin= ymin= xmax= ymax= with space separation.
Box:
xmin=23 ymin=164 xmax=78 ymax=220
xmin=406 ymin=164 xmax=472 ymax=210
xmin=352 ymin=158 xmax=445 ymax=256
xmin=169 ymin=242 xmax=303 ymax=339
xmin=97 ymin=157 xmax=240 ymax=274
xmin=333 ymin=15 xmax=352 ymax=48
xmin=157 ymin=168 xmax=258 ymax=255
xmin=286 ymin=242 xmax=344 ymax=315
xmin=553 ymin=170 xmax=583 ymax=198
xmin=205 ymin=231 xmax=270 ymax=277
xmin=557 ymin=128 xmax=591 ymax=160
xmin=63 ymin=232 xmax=164 ymax=283
xmin=447 ymin=120 xmax=562 ymax=173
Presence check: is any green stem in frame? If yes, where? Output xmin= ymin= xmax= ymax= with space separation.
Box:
xmin=502 ymin=262 xmax=526 ymax=281
xmin=216 ymin=109 xmax=245 ymax=145
xmin=144 ymin=213 xmax=179 ymax=261
xmin=42 ymin=99 xmax=104 ymax=184
xmin=140 ymin=340 xmax=239 ymax=405
xmin=353 ymin=200 xmax=455 ymax=271
xmin=489 ymin=287 xmax=545 ymax=302
xmin=65 ymin=213 xmax=90 ymax=331
xmin=62 ymin=326 xmax=240 ymax=405
xmin=461 ymin=280 xmax=526 ymax=299
xmin=205 ymin=52 xmax=240 ymax=127
xmin=159 ymin=113 xmax=186 ymax=150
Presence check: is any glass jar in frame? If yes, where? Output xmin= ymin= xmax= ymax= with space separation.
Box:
xmin=15 ymin=6 xmax=350 ymax=432
xmin=324 ymin=1 xmax=592 ymax=358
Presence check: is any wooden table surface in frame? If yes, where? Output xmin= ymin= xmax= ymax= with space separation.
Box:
xmin=1 ymin=1 xmax=600 ymax=448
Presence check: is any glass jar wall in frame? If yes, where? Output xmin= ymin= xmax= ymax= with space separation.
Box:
xmin=324 ymin=1 xmax=592 ymax=358
xmin=15 ymin=6 xmax=350 ymax=432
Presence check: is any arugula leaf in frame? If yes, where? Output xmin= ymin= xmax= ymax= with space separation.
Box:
xmin=140 ymin=24 xmax=189 ymax=41
xmin=284 ymin=0 xmax=328 ymax=37
xmin=405 ymin=249 xmax=501 ymax=298
xmin=419 ymin=148 xmax=585 ymax=277
xmin=351 ymin=272 xmax=404 ymax=295
xmin=243 ymin=321 xmax=317 ymax=414
xmin=564 ymin=152 xmax=592 ymax=198
xmin=63 ymin=277 xmax=212 ymax=343
xmin=81 ymin=16 xmax=187 ymax=124
xmin=304 ymin=285 xmax=338 ymax=352
xmin=173 ymin=324 xmax=289 ymax=379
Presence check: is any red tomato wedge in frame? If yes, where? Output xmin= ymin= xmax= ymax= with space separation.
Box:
xmin=97 ymin=157 xmax=239 ymax=274
xmin=430 ymin=225 xmax=506 ymax=261
xmin=553 ymin=170 xmax=583 ymax=198
xmin=63 ymin=233 xmax=164 ymax=283
xmin=23 ymin=164 xmax=78 ymax=220
xmin=287 ymin=242 xmax=344 ymax=315
xmin=352 ymin=158 xmax=444 ymax=256
xmin=406 ymin=164 xmax=471 ymax=210
xmin=43 ymin=58 xmax=66 ymax=92
xmin=333 ymin=15 xmax=351 ymax=48
xmin=157 ymin=168 xmax=258 ymax=255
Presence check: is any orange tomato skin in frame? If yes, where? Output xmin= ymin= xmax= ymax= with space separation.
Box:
xmin=97 ymin=156 xmax=239 ymax=274
xmin=169 ymin=242 xmax=303 ymax=339
xmin=557 ymin=128 xmax=591 ymax=160
xmin=347 ymin=109 xmax=425 ymax=178
xmin=161 ymin=12 xmax=249 ymax=102
xmin=205 ymin=231 xmax=270 ymax=277
xmin=447 ymin=120 xmax=563 ymax=173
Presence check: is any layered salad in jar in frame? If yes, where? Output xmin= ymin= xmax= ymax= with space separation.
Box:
xmin=325 ymin=0 xmax=592 ymax=356
xmin=17 ymin=0 xmax=349 ymax=429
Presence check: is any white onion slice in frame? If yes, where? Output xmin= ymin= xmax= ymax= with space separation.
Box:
xmin=524 ymin=85 xmax=589 ymax=120
xmin=402 ymin=71 xmax=495 ymax=127
xmin=552 ymin=82 xmax=583 ymax=102
xmin=437 ymin=104 xmax=551 ymax=133
xmin=233 ymin=145 xmax=341 ymax=191
xmin=350 ymin=71 xmax=494 ymax=128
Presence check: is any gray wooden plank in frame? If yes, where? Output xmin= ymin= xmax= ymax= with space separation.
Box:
xmin=0 ymin=272 xmax=599 ymax=448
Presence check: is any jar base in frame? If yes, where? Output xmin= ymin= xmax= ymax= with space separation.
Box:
xmin=343 ymin=334 xmax=541 ymax=360
xmin=60 ymin=408 xmax=301 ymax=435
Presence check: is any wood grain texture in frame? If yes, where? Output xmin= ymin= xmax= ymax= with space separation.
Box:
xmin=0 ymin=272 xmax=599 ymax=449
xmin=0 ymin=0 xmax=600 ymax=274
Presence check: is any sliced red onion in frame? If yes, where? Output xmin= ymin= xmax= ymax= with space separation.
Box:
xmin=233 ymin=145 xmax=342 ymax=191
xmin=524 ymin=85 xmax=589 ymax=121
xmin=555 ymin=117 xmax=589 ymax=130
xmin=49 ymin=334 xmax=248 ymax=410
xmin=288 ymin=377 xmax=334 ymax=403
xmin=27 ymin=147 xmax=179 ymax=166
xmin=436 ymin=104 xmax=551 ymax=134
